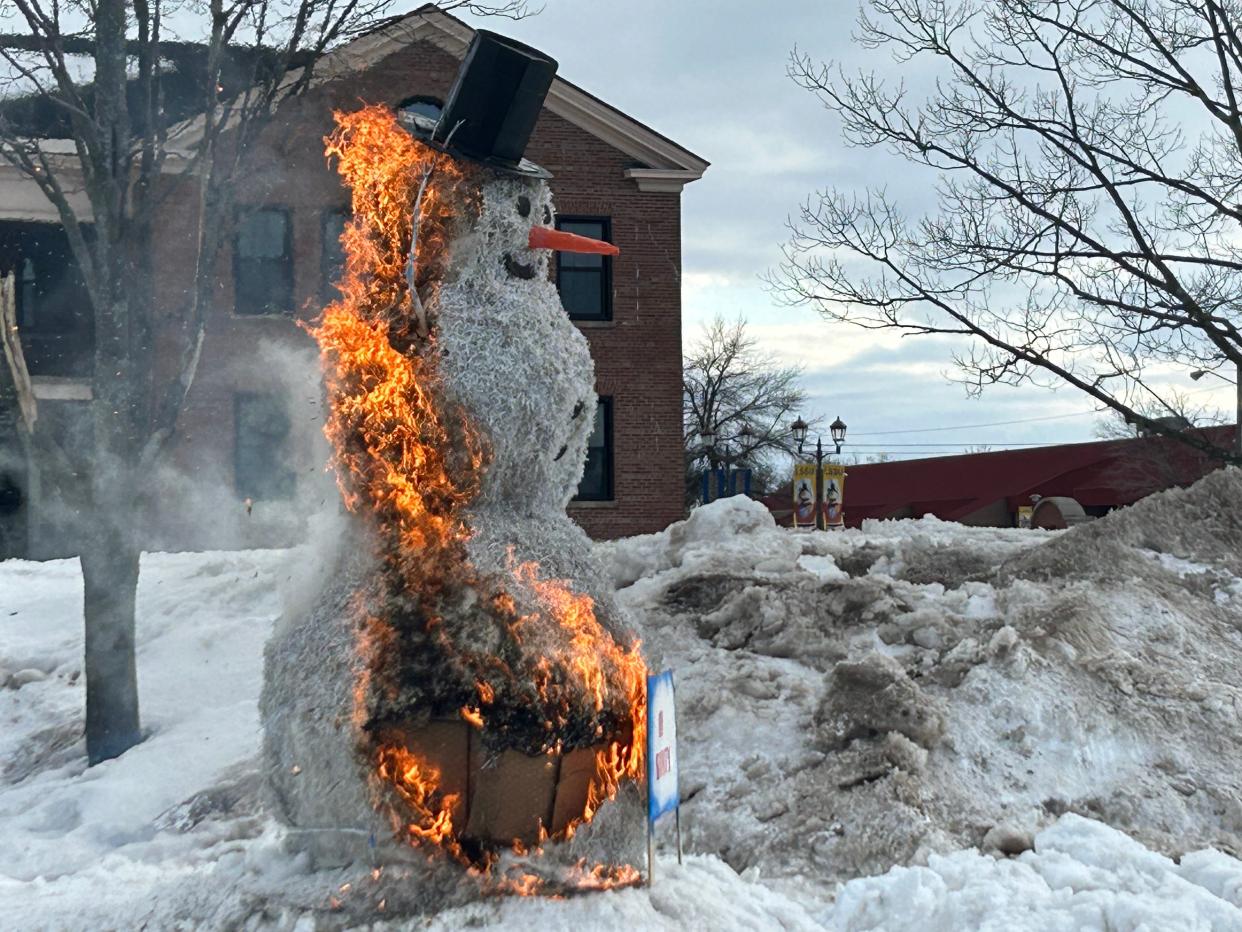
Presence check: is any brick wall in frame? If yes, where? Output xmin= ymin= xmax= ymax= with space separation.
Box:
xmin=154 ymin=38 xmax=687 ymax=544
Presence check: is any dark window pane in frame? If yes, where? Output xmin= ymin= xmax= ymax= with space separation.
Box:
xmin=558 ymin=221 xmax=605 ymax=270
xmin=559 ymin=269 xmax=603 ymax=317
xmin=575 ymin=398 xmax=613 ymax=501
xmin=235 ymin=393 xmax=296 ymax=501
xmin=2 ymin=223 xmax=94 ymax=376
xmin=17 ymin=257 xmax=35 ymax=328
xmin=238 ymin=210 xmax=285 ymax=257
xmin=321 ymin=209 xmax=349 ymax=299
xmin=14 ymin=241 xmax=82 ymax=334
xmin=556 ymin=216 xmax=612 ymax=321
xmin=234 ymin=208 xmax=292 ymax=315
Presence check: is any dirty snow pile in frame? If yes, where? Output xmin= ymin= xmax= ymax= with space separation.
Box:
xmin=0 ymin=472 xmax=1240 ymax=928
xmin=602 ymin=467 xmax=1242 ymax=892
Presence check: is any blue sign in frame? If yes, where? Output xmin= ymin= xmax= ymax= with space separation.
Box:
xmin=646 ymin=670 xmax=679 ymax=822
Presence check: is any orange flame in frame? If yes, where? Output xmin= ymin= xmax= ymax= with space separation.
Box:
xmin=376 ymin=745 xmax=463 ymax=859
xmin=310 ymin=105 xmax=482 ymax=586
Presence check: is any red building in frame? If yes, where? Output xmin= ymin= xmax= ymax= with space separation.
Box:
xmin=766 ymin=428 xmax=1235 ymax=529
xmin=0 ymin=7 xmax=708 ymax=557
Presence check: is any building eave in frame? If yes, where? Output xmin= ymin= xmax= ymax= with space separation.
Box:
xmin=0 ymin=158 xmax=93 ymax=222
xmin=622 ymin=168 xmax=704 ymax=193
xmin=332 ymin=8 xmax=709 ymax=177
xmin=166 ymin=6 xmax=709 ymax=185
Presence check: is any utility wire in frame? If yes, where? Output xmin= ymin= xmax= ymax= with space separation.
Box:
xmin=848 ymin=410 xmax=1097 ymax=436
xmin=846 ymin=380 xmax=1233 ymax=438
xmin=847 ymin=440 xmax=1094 ymax=448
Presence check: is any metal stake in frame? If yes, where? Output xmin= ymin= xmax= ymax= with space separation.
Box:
xmin=647 ymin=816 xmax=655 ymax=886
xmin=675 ymin=806 xmax=683 ymax=866
xmin=646 ymin=674 xmax=654 ymax=887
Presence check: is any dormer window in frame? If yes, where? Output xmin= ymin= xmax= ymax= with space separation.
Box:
xmin=398 ymin=95 xmax=444 ymax=123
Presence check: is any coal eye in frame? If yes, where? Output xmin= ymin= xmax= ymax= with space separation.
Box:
xmin=543 ymin=205 xmax=552 ymax=225
xmin=516 ymin=195 xmax=531 ymax=218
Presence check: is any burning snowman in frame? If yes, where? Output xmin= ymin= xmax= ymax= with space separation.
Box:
xmin=260 ymin=31 xmax=647 ymax=889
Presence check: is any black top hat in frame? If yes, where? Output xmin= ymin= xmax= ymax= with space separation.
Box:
xmin=401 ymin=30 xmax=557 ymax=179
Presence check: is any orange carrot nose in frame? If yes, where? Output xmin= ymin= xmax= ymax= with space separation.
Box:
xmin=528 ymin=225 xmax=620 ymax=255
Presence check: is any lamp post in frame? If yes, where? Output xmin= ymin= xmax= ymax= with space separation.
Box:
xmin=791 ymin=415 xmax=848 ymax=530
xmin=1190 ymin=367 xmax=1242 ymax=459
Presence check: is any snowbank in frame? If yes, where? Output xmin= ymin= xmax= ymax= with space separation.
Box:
xmin=608 ymin=476 xmax=1242 ymax=884
xmin=825 ymin=814 xmax=1242 ymax=931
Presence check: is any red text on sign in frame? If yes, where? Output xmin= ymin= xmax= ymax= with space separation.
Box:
xmin=655 ymin=747 xmax=671 ymax=780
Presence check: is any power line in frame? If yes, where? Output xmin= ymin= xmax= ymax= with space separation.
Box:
xmin=848 ymin=410 xmax=1097 ymax=436
xmin=847 ymin=440 xmax=1090 ymax=448
xmin=845 ymin=380 xmax=1234 ymax=439
xmin=849 ymin=453 xmax=1042 ymax=457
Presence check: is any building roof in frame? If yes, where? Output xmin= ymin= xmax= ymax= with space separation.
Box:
xmin=0 ymin=5 xmax=709 ymax=222
xmin=840 ymin=427 xmax=1235 ymax=526
xmin=311 ymin=5 xmax=709 ymax=187
xmin=761 ymin=427 xmax=1236 ymax=527
xmin=0 ymin=40 xmax=314 ymax=140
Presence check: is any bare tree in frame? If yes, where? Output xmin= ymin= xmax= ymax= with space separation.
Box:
xmin=683 ymin=315 xmax=822 ymax=502
xmin=1095 ymin=388 xmax=1224 ymax=438
xmin=0 ymin=0 xmax=527 ymax=764
xmin=774 ymin=0 xmax=1242 ymax=467
xmin=1091 ymin=388 xmax=1229 ymax=493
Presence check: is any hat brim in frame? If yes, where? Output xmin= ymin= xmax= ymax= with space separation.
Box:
xmin=398 ymin=111 xmax=552 ymax=180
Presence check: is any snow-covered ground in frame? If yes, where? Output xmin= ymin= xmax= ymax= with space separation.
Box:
xmin=4 ymin=472 xmax=1242 ymax=928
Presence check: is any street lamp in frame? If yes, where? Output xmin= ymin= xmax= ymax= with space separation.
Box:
xmin=830 ymin=416 xmax=848 ymax=454
xmin=791 ymin=417 xmax=809 ymax=450
xmin=791 ymin=415 xmax=848 ymax=530
xmin=1190 ymin=368 xmax=1237 ymax=385
xmin=1189 ymin=367 xmax=1242 ymax=459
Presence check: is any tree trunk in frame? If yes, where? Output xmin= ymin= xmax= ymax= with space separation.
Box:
xmin=82 ymin=525 xmax=142 ymax=764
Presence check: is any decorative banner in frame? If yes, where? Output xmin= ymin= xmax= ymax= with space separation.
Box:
xmin=1017 ymin=505 xmax=1034 ymax=529
xmin=792 ymin=463 xmax=818 ymax=529
xmin=822 ymin=463 xmax=846 ymax=528
xmin=646 ymin=670 xmax=679 ymax=823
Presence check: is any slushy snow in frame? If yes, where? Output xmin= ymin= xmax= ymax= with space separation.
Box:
xmin=3 ymin=471 xmax=1242 ymax=928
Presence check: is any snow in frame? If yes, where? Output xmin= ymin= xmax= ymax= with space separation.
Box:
xmin=825 ymin=815 xmax=1242 ymax=931
xmin=606 ymin=477 xmax=1242 ymax=888
xmin=0 ymin=552 xmax=285 ymax=876
xmin=4 ymin=471 xmax=1242 ymax=927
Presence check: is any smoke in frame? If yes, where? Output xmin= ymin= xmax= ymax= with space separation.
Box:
xmin=4 ymin=333 xmax=343 ymax=564
xmin=143 ymin=336 xmax=340 ymax=555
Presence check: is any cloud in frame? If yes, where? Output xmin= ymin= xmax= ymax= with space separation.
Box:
xmin=461 ymin=2 xmax=1222 ymax=458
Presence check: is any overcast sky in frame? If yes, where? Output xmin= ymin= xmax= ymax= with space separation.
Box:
xmin=461 ymin=0 xmax=1233 ymax=460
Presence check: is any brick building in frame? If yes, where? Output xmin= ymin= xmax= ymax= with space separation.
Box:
xmin=0 ymin=7 xmax=707 ymax=557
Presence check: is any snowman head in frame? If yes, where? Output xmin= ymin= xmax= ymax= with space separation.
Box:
xmin=444 ymin=172 xmax=617 ymax=295
xmin=431 ymin=169 xmax=618 ymax=510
